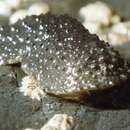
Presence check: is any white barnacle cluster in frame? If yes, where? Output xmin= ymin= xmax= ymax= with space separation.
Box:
xmin=108 ymin=22 xmax=130 ymax=60
xmin=79 ymin=1 xmax=130 ymax=61
xmin=23 ymin=114 xmax=74 ymax=130
xmin=19 ymin=75 xmax=46 ymax=101
xmin=79 ymin=1 xmax=121 ymax=42
xmin=9 ymin=2 xmax=50 ymax=24
xmin=79 ymin=1 xmax=112 ymax=26
xmin=41 ymin=114 xmax=74 ymax=130
xmin=79 ymin=1 xmax=113 ymax=39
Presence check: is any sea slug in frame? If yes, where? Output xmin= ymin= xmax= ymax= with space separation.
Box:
xmin=0 ymin=14 xmax=129 ymax=101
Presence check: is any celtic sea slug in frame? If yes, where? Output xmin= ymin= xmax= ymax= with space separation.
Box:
xmin=0 ymin=14 xmax=130 ymax=101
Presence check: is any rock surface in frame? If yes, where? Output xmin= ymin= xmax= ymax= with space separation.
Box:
xmin=0 ymin=0 xmax=130 ymax=130
xmin=0 ymin=64 xmax=130 ymax=130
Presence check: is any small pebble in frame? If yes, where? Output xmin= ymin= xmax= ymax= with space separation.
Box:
xmin=10 ymin=2 xmax=50 ymax=24
xmin=79 ymin=1 xmax=113 ymax=26
xmin=108 ymin=22 xmax=130 ymax=60
xmin=41 ymin=114 xmax=74 ymax=130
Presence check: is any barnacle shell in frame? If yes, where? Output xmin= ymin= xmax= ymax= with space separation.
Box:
xmin=9 ymin=2 xmax=50 ymax=24
xmin=108 ymin=22 xmax=130 ymax=60
xmin=41 ymin=114 xmax=74 ymax=130
xmin=79 ymin=1 xmax=113 ymax=26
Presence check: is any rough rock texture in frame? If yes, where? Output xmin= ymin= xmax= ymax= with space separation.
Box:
xmin=0 ymin=66 xmax=130 ymax=130
xmin=0 ymin=1 xmax=130 ymax=130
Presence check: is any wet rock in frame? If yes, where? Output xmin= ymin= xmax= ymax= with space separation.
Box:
xmin=0 ymin=65 xmax=130 ymax=130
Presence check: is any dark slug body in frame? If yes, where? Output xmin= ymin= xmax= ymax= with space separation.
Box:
xmin=0 ymin=14 xmax=130 ymax=101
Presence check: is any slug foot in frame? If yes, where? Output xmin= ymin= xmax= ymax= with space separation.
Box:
xmin=19 ymin=75 xmax=46 ymax=101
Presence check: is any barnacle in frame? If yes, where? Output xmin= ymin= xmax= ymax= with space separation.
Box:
xmin=0 ymin=14 xmax=130 ymax=102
